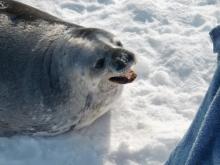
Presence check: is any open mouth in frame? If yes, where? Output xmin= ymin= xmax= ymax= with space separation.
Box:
xmin=109 ymin=69 xmax=137 ymax=84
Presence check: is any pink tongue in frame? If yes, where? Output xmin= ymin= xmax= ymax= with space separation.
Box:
xmin=109 ymin=70 xmax=137 ymax=84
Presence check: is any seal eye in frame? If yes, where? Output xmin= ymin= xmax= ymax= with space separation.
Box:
xmin=94 ymin=58 xmax=105 ymax=69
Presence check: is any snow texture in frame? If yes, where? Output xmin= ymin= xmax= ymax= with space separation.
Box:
xmin=166 ymin=25 xmax=220 ymax=165
xmin=0 ymin=0 xmax=219 ymax=164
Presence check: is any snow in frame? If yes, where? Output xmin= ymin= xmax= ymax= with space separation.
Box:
xmin=0 ymin=0 xmax=219 ymax=164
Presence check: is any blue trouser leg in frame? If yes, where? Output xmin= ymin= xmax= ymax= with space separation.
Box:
xmin=166 ymin=26 xmax=220 ymax=165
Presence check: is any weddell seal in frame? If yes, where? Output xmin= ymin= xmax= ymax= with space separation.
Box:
xmin=0 ymin=0 xmax=137 ymax=136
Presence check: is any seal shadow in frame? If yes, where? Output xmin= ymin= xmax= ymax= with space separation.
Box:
xmin=0 ymin=113 xmax=111 ymax=165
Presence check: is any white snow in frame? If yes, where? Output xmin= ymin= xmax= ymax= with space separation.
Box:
xmin=1 ymin=0 xmax=219 ymax=164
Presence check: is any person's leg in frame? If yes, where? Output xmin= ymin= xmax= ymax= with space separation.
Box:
xmin=166 ymin=25 xmax=220 ymax=165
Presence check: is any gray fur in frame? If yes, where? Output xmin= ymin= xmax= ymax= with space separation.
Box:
xmin=0 ymin=0 xmax=136 ymax=136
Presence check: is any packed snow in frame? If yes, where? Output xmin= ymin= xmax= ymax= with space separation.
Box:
xmin=0 ymin=0 xmax=219 ymax=164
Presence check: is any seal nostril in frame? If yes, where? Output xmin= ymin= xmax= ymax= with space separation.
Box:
xmin=129 ymin=54 xmax=134 ymax=62
xmin=124 ymin=52 xmax=135 ymax=63
xmin=111 ymin=49 xmax=136 ymax=72
xmin=114 ymin=60 xmax=127 ymax=71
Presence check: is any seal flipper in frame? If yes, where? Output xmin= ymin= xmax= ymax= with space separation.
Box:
xmin=0 ymin=0 xmax=81 ymax=28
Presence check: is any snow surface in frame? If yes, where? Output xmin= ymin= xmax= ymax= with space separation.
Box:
xmin=0 ymin=0 xmax=219 ymax=164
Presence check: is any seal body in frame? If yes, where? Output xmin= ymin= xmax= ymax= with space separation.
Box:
xmin=0 ymin=0 xmax=136 ymax=136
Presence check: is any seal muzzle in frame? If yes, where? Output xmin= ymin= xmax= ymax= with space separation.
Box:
xmin=109 ymin=49 xmax=137 ymax=84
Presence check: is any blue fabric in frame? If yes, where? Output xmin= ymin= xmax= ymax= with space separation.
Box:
xmin=166 ymin=26 xmax=220 ymax=165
